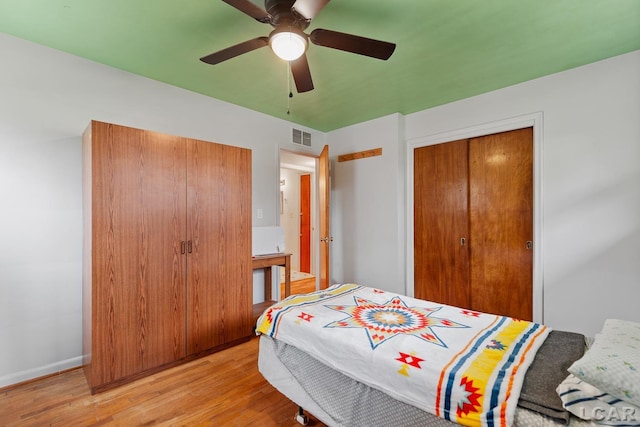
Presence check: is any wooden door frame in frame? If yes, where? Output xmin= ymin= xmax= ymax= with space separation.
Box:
xmin=405 ymin=112 xmax=544 ymax=323
xmin=317 ymin=145 xmax=330 ymax=290
xmin=278 ymin=148 xmax=321 ymax=294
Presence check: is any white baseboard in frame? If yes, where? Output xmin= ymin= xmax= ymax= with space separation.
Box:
xmin=0 ymin=356 xmax=83 ymax=389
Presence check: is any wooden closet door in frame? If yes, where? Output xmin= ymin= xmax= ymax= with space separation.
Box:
xmin=91 ymin=122 xmax=188 ymax=384
xmin=468 ymin=127 xmax=533 ymax=320
xmin=186 ymin=140 xmax=252 ymax=354
xmin=414 ymin=140 xmax=470 ymax=308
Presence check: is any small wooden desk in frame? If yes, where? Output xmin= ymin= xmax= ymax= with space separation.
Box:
xmin=252 ymin=253 xmax=291 ymax=324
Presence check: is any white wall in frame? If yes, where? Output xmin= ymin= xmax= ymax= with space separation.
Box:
xmin=0 ymin=33 xmax=326 ymax=387
xmin=280 ymin=168 xmax=302 ymax=270
xmin=328 ymin=50 xmax=640 ymax=337
xmin=328 ymin=113 xmax=406 ymax=294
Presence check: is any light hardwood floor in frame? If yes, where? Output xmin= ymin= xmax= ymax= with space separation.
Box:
xmin=0 ymin=337 xmax=326 ymax=426
xmin=1 ymin=280 xmax=322 ymax=426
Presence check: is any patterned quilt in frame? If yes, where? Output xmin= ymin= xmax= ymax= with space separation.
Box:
xmin=256 ymin=284 xmax=550 ymax=427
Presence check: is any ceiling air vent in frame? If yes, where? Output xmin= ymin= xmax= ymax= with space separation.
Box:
xmin=292 ymin=128 xmax=312 ymax=148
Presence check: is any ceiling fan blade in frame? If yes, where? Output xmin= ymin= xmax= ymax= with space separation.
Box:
xmin=290 ymin=54 xmax=314 ymax=93
xmin=292 ymin=0 xmax=330 ymax=21
xmin=310 ymin=28 xmax=396 ymax=60
xmin=222 ymin=0 xmax=271 ymax=23
xmin=200 ymin=37 xmax=269 ymax=65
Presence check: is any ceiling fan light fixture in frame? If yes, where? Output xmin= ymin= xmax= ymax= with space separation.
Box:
xmin=270 ymin=30 xmax=307 ymax=61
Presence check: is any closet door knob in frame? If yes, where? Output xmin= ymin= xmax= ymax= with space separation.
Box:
xmin=181 ymin=241 xmax=186 ymax=254
xmin=188 ymin=240 xmax=193 ymax=253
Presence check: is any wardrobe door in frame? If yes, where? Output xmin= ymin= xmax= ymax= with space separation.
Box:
xmin=90 ymin=122 xmax=188 ymax=386
xmin=186 ymin=140 xmax=252 ymax=354
xmin=468 ymin=127 xmax=533 ymax=320
xmin=414 ymin=140 xmax=470 ymax=308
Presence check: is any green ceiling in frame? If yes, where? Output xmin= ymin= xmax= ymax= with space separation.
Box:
xmin=1 ymin=0 xmax=638 ymax=131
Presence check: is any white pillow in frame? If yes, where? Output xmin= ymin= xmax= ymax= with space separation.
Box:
xmin=557 ymin=374 xmax=640 ymax=425
xmin=568 ymin=319 xmax=640 ymax=407
xmin=601 ymin=319 xmax=640 ymax=343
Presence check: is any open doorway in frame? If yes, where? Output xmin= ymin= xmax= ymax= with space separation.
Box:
xmin=279 ymin=150 xmax=318 ymax=295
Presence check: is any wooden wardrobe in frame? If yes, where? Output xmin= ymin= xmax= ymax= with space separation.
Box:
xmin=82 ymin=121 xmax=252 ymax=393
xmin=414 ymin=127 xmax=533 ymax=320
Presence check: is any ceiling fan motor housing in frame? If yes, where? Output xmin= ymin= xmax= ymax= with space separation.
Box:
xmin=265 ymin=0 xmax=310 ymax=30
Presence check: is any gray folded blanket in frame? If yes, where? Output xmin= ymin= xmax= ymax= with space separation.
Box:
xmin=517 ymin=330 xmax=586 ymax=424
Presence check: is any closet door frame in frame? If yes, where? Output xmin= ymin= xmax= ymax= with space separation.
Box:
xmin=405 ymin=112 xmax=544 ymax=323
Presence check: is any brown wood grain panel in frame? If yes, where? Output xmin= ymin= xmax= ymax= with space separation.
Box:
xmin=84 ymin=121 xmax=252 ymax=392
xmin=91 ymin=121 xmax=143 ymax=385
xmin=135 ymin=130 xmax=188 ymax=370
xmin=187 ymin=140 xmax=252 ymax=354
xmin=337 ymin=147 xmax=382 ymax=162
xmin=414 ymin=140 xmax=471 ymax=308
xmin=88 ymin=121 xmax=188 ymax=388
xmin=468 ymin=127 xmax=533 ymax=320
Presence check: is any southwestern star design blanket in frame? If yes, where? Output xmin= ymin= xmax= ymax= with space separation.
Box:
xmin=256 ymin=284 xmax=550 ymax=427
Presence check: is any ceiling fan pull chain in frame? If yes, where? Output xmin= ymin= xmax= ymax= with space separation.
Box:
xmin=286 ymin=61 xmax=292 ymax=115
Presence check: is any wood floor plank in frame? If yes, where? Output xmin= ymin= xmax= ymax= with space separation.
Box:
xmin=0 ymin=338 xmax=326 ymax=426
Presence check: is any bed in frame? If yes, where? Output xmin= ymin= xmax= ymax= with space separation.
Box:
xmin=256 ymin=284 xmax=640 ymax=427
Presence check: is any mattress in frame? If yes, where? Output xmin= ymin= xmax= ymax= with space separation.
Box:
xmin=259 ymin=333 xmax=599 ymax=427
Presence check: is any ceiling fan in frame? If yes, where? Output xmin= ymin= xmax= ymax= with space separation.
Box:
xmin=200 ymin=0 xmax=396 ymax=93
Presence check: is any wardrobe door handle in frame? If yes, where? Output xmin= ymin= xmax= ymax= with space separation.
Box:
xmin=181 ymin=241 xmax=186 ymax=254
xmin=187 ymin=240 xmax=193 ymax=253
